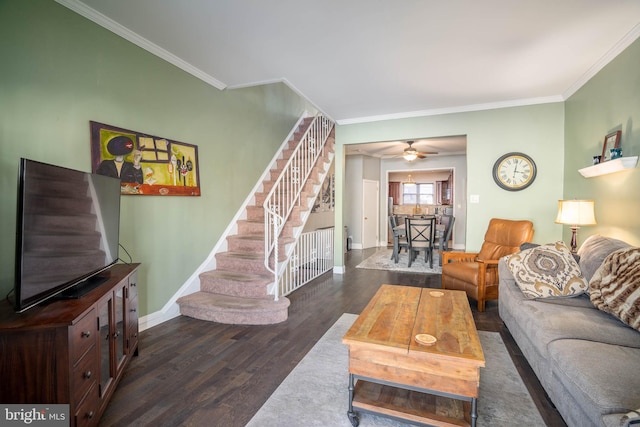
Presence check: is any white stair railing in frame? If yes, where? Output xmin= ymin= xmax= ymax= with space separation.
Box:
xmin=278 ymin=227 xmax=334 ymax=297
xmin=263 ymin=114 xmax=334 ymax=300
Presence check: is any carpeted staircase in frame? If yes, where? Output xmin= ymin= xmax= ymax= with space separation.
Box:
xmin=177 ymin=117 xmax=335 ymax=325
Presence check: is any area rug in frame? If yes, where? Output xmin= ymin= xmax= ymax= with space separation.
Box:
xmin=247 ymin=313 xmax=546 ymax=427
xmin=356 ymin=248 xmax=442 ymax=274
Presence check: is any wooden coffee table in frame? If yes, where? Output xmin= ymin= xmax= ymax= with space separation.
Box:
xmin=342 ymin=285 xmax=485 ymax=427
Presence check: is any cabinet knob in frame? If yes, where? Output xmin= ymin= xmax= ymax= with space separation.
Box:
xmin=83 ymin=371 xmax=92 ymax=379
xmin=81 ymin=331 xmax=91 ymax=338
xmin=130 ymin=308 xmax=137 ymax=313
xmin=86 ymin=411 xmax=94 ymax=419
xmin=113 ymin=331 xmax=120 ymax=339
xmin=130 ymin=282 xmax=136 ymax=287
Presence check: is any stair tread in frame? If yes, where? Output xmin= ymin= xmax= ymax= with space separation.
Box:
xmin=238 ymin=219 xmax=263 ymax=224
xmin=228 ymin=234 xmax=264 ymax=241
xmin=201 ymin=269 xmax=271 ymax=283
xmin=217 ymin=251 xmax=263 ymax=260
xmin=228 ymin=233 xmax=294 ymax=243
xmin=179 ymin=292 xmax=290 ymax=312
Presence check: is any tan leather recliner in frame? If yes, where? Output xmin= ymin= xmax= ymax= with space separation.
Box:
xmin=441 ymin=218 xmax=534 ymax=311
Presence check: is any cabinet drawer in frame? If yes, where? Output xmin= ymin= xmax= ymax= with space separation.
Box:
xmin=70 ymin=309 xmax=97 ymax=363
xmin=74 ymin=383 xmax=99 ymax=427
xmin=127 ymin=296 xmax=139 ymax=354
xmin=128 ymin=272 xmax=139 ymax=299
xmin=72 ymin=346 xmax=98 ymax=405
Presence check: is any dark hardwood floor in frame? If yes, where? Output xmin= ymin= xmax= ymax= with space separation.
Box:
xmin=99 ymin=248 xmax=567 ymax=427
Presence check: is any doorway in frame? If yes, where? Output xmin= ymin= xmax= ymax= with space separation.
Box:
xmin=362 ymin=179 xmax=379 ymax=249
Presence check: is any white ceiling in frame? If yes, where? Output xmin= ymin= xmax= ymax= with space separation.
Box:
xmin=57 ymin=0 xmax=640 ymax=123
xmin=60 ymin=0 xmax=640 ymax=129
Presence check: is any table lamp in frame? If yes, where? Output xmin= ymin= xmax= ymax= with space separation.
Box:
xmin=555 ymin=199 xmax=596 ymax=253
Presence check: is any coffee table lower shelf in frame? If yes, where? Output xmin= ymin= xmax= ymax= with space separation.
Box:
xmin=348 ymin=376 xmax=475 ymax=427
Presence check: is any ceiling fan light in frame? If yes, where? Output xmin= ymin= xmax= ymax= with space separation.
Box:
xmin=403 ymin=152 xmax=417 ymax=161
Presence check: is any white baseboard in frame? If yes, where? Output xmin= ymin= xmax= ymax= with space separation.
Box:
xmin=139 ymin=307 xmax=181 ymax=332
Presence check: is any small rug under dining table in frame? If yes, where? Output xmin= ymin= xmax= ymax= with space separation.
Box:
xmin=356 ymin=248 xmax=442 ymax=274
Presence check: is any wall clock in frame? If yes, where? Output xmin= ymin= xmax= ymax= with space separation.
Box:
xmin=492 ymin=152 xmax=537 ymax=191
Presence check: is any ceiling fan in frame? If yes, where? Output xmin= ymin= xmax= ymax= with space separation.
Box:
xmin=402 ymin=141 xmax=437 ymax=161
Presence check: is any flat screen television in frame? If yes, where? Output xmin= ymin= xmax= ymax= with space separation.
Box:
xmin=14 ymin=158 xmax=122 ymax=312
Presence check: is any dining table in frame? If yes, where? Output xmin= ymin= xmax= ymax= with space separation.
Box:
xmin=391 ymin=215 xmax=445 ymax=266
xmin=392 ymin=216 xmax=445 ymax=240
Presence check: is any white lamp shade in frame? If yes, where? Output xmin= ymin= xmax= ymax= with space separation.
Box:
xmin=555 ymin=200 xmax=596 ymax=226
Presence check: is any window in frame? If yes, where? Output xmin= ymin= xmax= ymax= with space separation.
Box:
xmin=402 ymin=183 xmax=434 ymax=205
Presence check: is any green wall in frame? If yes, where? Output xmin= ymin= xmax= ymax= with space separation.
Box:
xmin=335 ymin=36 xmax=640 ymax=264
xmin=0 ymin=1 xmax=310 ymax=315
xmin=564 ymin=37 xmax=640 ymax=246
xmin=3 ymin=1 xmax=636 ymax=316
xmin=335 ymin=102 xmax=566 ymax=264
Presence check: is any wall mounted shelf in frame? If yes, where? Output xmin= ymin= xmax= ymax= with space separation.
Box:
xmin=578 ymin=156 xmax=638 ymax=178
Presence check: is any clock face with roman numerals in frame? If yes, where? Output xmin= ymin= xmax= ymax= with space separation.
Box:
xmin=492 ymin=152 xmax=537 ymax=191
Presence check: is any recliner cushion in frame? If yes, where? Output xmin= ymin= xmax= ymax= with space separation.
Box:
xmin=477 ymin=218 xmax=534 ymax=261
xmin=442 ymin=262 xmax=480 ymax=283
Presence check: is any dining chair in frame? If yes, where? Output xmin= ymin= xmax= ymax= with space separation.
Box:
xmin=405 ymin=216 xmax=436 ymax=268
xmin=389 ymin=216 xmax=407 ymax=263
xmin=433 ymin=215 xmax=455 ymax=266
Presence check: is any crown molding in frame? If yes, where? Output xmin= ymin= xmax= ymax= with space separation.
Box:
xmin=55 ymin=0 xmax=639 ymax=127
xmin=563 ymin=23 xmax=640 ymax=100
xmin=55 ymin=0 xmax=226 ymax=90
xmin=336 ymin=96 xmax=564 ymax=125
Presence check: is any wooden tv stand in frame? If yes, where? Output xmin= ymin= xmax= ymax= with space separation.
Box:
xmin=0 ymin=263 xmax=140 ymax=427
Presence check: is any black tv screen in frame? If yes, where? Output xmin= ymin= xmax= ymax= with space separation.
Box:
xmin=14 ymin=159 xmax=121 ymax=312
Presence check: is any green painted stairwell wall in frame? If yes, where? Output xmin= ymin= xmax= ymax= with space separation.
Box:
xmin=0 ymin=0 xmax=313 ymax=317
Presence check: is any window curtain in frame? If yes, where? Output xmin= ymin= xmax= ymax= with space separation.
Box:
xmin=389 ymin=182 xmax=401 ymax=205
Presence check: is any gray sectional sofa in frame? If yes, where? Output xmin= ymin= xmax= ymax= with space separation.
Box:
xmin=498 ymin=235 xmax=640 ymax=427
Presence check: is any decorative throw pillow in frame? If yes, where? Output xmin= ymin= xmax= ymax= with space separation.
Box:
xmin=506 ymin=241 xmax=588 ymax=299
xmin=520 ymin=242 xmax=580 ymax=263
xmin=589 ymin=247 xmax=640 ymax=332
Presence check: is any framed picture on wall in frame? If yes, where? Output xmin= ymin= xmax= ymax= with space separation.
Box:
xmin=90 ymin=121 xmax=201 ymax=196
xmin=601 ymin=130 xmax=621 ymax=161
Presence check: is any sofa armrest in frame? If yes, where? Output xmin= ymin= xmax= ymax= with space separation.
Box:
xmin=498 ymin=257 xmax=515 ymax=282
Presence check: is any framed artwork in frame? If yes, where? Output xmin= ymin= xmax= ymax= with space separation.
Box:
xmin=601 ymin=130 xmax=621 ymax=161
xmin=90 ymin=121 xmax=200 ymax=196
xmin=311 ymin=174 xmax=335 ymax=213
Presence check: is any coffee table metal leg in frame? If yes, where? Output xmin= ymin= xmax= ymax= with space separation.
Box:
xmin=347 ymin=373 xmax=359 ymax=427
xmin=471 ymin=397 xmax=478 ymax=427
